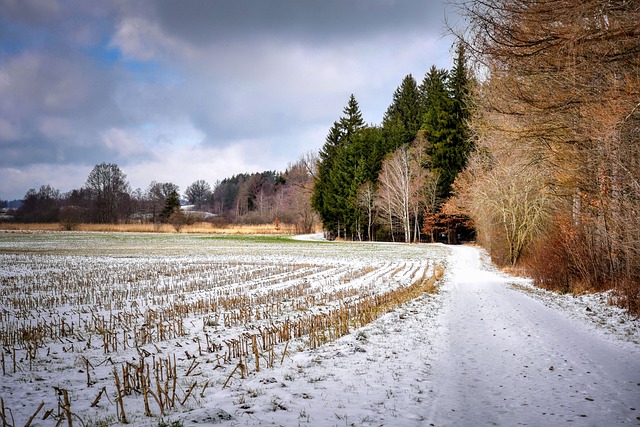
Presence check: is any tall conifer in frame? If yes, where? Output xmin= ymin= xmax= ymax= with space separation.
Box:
xmin=382 ymin=75 xmax=422 ymax=151
xmin=421 ymin=43 xmax=473 ymax=200
xmin=421 ymin=66 xmax=455 ymax=199
xmin=312 ymin=95 xmax=368 ymax=238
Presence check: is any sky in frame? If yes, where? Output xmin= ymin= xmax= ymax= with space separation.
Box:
xmin=0 ymin=0 xmax=459 ymax=201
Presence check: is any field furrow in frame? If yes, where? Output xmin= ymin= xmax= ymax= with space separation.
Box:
xmin=0 ymin=232 xmax=447 ymax=425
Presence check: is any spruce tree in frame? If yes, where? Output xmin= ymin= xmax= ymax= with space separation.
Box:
xmin=312 ymin=95 xmax=373 ymax=239
xmin=421 ymin=44 xmax=473 ymax=201
xmin=382 ymin=75 xmax=422 ymax=152
xmin=340 ymin=94 xmax=365 ymax=138
xmin=421 ymin=66 xmax=455 ymax=199
xmin=312 ymin=122 xmax=342 ymax=233
xmin=449 ymin=42 xmax=473 ymax=174
xmin=160 ymin=190 xmax=181 ymax=223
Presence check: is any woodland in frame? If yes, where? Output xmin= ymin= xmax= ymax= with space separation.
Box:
xmin=3 ymin=0 xmax=639 ymax=314
xmin=316 ymin=0 xmax=640 ymax=315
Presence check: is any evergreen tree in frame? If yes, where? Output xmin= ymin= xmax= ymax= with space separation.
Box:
xmin=312 ymin=95 xmax=371 ymax=239
xmin=420 ymin=66 xmax=449 ymax=115
xmin=147 ymin=181 xmax=179 ymax=223
xmin=160 ymin=190 xmax=181 ymax=223
xmin=382 ymin=75 xmax=422 ymax=152
xmin=340 ymin=94 xmax=365 ymax=139
xmin=449 ymin=42 xmax=473 ymax=174
xmin=450 ymin=43 xmax=471 ymax=127
xmin=421 ymin=44 xmax=472 ymax=200
xmin=421 ymin=66 xmax=454 ymax=198
xmin=312 ymin=121 xmax=342 ymax=233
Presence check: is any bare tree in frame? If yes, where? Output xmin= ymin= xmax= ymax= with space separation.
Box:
xmin=357 ymin=181 xmax=376 ymax=241
xmin=300 ymin=150 xmax=319 ymax=180
xmin=455 ymin=0 xmax=640 ymax=306
xmin=375 ymin=139 xmax=429 ymax=243
xmin=280 ymin=155 xmax=319 ymax=234
xmin=376 ymin=145 xmax=411 ymax=242
xmin=472 ymin=156 xmax=550 ymax=266
xmin=147 ymin=181 xmax=179 ymax=224
xmin=184 ymin=179 xmax=211 ymax=208
xmin=407 ymin=131 xmax=439 ymax=242
xmin=85 ymin=163 xmax=130 ymax=223
xmin=375 ymin=163 xmax=397 ymax=242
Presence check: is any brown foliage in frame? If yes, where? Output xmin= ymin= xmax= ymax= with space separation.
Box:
xmin=422 ymin=212 xmax=475 ymax=244
xmin=456 ymin=0 xmax=640 ymax=311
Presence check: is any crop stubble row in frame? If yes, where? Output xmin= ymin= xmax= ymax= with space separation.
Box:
xmin=0 ymin=236 xmax=446 ymax=424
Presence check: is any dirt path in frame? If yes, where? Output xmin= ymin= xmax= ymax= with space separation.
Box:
xmin=426 ymin=245 xmax=640 ymax=426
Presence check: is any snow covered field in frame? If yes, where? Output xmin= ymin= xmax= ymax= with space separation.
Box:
xmin=0 ymin=232 xmax=638 ymax=426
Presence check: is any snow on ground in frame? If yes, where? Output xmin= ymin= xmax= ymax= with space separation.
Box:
xmin=291 ymin=232 xmax=326 ymax=242
xmin=187 ymin=244 xmax=640 ymax=426
xmin=187 ymin=291 xmax=443 ymax=426
xmin=427 ymin=245 xmax=640 ymax=426
xmin=0 ymin=233 xmax=638 ymax=426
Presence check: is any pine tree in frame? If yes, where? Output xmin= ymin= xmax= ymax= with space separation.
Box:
xmin=421 ymin=66 xmax=455 ymax=199
xmin=382 ymin=75 xmax=423 ymax=152
xmin=160 ymin=190 xmax=181 ymax=223
xmin=449 ymin=42 xmax=473 ymax=174
xmin=312 ymin=121 xmax=342 ymax=233
xmin=312 ymin=95 xmax=377 ymax=239
xmin=340 ymin=94 xmax=365 ymax=139
xmin=421 ymin=44 xmax=473 ymax=200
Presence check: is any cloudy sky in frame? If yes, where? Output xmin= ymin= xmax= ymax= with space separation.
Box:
xmin=1 ymin=0 xmax=459 ymax=200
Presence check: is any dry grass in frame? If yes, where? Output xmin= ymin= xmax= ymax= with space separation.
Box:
xmin=0 ymin=222 xmax=297 ymax=235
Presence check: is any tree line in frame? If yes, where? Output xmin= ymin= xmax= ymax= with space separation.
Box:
xmin=9 ymin=156 xmax=318 ymax=233
xmin=312 ymin=43 xmax=473 ymax=242
xmin=7 ymin=42 xmax=474 ymax=243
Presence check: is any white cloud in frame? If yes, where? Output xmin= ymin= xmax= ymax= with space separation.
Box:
xmin=100 ymin=128 xmax=150 ymax=158
xmin=125 ymin=143 xmax=265 ymax=194
xmin=109 ymin=16 xmax=194 ymax=62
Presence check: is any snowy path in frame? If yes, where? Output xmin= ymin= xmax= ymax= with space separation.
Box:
xmin=427 ymin=245 xmax=640 ymax=425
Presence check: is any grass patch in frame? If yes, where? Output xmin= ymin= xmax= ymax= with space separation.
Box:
xmin=0 ymin=222 xmax=297 ymax=235
xmin=201 ymin=234 xmax=298 ymax=244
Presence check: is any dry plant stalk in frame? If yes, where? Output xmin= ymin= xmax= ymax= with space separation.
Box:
xmin=90 ymin=387 xmax=107 ymax=408
xmin=23 ymin=401 xmax=44 ymax=427
xmin=112 ymin=368 xmax=127 ymax=424
xmin=0 ymin=397 xmax=14 ymax=427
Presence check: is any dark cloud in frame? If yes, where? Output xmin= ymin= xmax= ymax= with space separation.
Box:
xmin=153 ymin=0 xmax=448 ymax=45
xmin=0 ymin=49 xmax=137 ymax=167
xmin=0 ymin=0 xmax=456 ymax=200
xmin=0 ymin=0 xmax=62 ymax=25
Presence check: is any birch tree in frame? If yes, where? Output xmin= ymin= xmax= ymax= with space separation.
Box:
xmin=357 ymin=181 xmax=377 ymax=241
xmin=375 ymin=138 xmax=430 ymax=243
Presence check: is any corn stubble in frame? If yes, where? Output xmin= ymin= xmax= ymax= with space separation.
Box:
xmin=0 ymin=239 xmax=444 ymax=424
